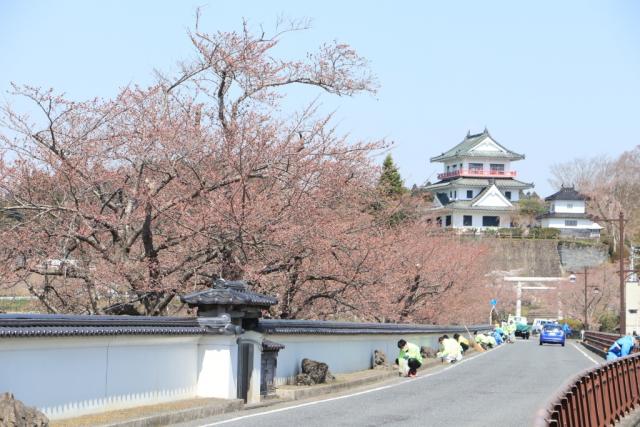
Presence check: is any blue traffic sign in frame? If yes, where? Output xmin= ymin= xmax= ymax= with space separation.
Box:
xmin=490 ymin=299 xmax=497 ymax=306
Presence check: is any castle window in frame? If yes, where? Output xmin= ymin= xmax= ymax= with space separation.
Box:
xmin=469 ymin=163 xmax=483 ymax=173
xmin=482 ymin=216 xmax=500 ymax=227
xmin=505 ymin=191 xmax=512 ymax=200
xmin=463 ymin=215 xmax=472 ymax=226
xmin=466 ymin=190 xmax=473 ymax=199
xmin=565 ymin=220 xmax=578 ymax=227
xmin=490 ymin=164 xmax=505 ymax=175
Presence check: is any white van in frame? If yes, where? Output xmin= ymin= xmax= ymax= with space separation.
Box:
xmin=532 ymin=318 xmax=556 ymax=334
xmin=507 ymin=315 xmax=527 ymax=325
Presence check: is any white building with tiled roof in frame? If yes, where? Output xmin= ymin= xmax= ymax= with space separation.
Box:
xmin=423 ymin=128 xmax=533 ymax=229
xmin=537 ymin=186 xmax=602 ymax=238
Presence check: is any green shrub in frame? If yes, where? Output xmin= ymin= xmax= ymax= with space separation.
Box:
xmin=529 ymin=227 xmax=560 ymax=239
xmin=483 ymin=228 xmax=497 ymax=236
xmin=598 ymin=311 xmax=619 ymax=333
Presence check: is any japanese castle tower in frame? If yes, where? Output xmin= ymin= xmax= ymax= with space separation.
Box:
xmin=424 ymin=128 xmax=533 ymax=228
xmin=537 ymin=186 xmax=602 ymax=238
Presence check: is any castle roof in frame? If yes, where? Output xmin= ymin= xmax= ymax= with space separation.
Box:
xmin=423 ymin=177 xmax=533 ymax=191
xmin=433 ymin=183 xmax=515 ymax=212
xmin=430 ymin=128 xmax=524 ymax=162
xmin=544 ymin=186 xmax=589 ymax=201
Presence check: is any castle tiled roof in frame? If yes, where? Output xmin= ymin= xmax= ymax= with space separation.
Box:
xmin=545 ymin=186 xmax=589 ymax=201
xmin=430 ymin=128 xmax=524 ymax=162
xmin=434 ymin=200 xmax=515 ymax=212
xmin=423 ymin=177 xmax=533 ymax=191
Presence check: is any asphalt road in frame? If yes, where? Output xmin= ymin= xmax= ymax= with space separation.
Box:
xmin=178 ymin=339 xmax=600 ymax=427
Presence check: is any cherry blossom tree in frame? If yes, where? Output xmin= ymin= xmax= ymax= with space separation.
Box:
xmin=0 ymin=17 xmax=490 ymax=321
xmin=549 ymin=146 xmax=640 ymax=247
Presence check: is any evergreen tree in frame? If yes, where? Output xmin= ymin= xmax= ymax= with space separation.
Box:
xmin=378 ymin=154 xmax=405 ymax=197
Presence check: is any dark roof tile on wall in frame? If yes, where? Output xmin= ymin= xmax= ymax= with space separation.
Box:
xmin=0 ymin=313 xmax=215 ymax=338
xmin=180 ymin=280 xmax=278 ymax=308
xmin=258 ymin=319 xmax=490 ymax=335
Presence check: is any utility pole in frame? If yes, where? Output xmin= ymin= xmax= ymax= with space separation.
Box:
xmin=620 ymin=211 xmax=625 ymax=334
xmin=584 ymin=267 xmax=588 ymax=330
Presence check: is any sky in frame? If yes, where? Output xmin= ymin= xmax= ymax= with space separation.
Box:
xmin=1 ymin=0 xmax=639 ymax=196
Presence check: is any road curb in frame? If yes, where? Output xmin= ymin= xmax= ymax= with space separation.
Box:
xmin=99 ymin=400 xmax=244 ymax=427
xmin=580 ymin=340 xmax=607 ymax=358
xmin=275 ymin=370 xmax=398 ymax=400
xmin=53 ymin=399 xmax=244 ymax=427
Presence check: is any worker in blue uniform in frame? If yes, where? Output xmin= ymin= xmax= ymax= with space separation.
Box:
xmin=606 ymin=335 xmax=639 ymax=361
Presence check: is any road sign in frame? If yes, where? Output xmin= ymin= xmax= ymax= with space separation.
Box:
xmin=490 ymin=299 xmax=497 ymax=306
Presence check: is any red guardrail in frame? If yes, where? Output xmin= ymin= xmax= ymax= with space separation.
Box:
xmin=583 ymin=331 xmax=620 ymax=357
xmin=533 ymin=352 xmax=640 ymax=426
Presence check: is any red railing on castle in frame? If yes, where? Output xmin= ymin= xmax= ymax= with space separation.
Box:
xmin=437 ymin=169 xmax=517 ymax=180
xmin=533 ymin=353 xmax=640 ymax=426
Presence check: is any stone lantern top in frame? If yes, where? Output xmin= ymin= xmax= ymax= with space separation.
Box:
xmin=180 ymin=279 xmax=277 ymax=330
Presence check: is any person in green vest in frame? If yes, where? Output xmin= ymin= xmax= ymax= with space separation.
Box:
xmin=474 ymin=331 xmax=495 ymax=349
xmin=453 ymin=333 xmax=470 ymax=353
xmin=437 ymin=335 xmax=463 ymax=363
xmin=506 ymin=321 xmax=517 ymax=343
xmin=397 ymin=339 xmax=423 ymax=377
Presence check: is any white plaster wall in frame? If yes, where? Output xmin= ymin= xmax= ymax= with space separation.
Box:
xmin=543 ymin=218 xmax=599 ymax=229
xmin=0 ymin=335 xmax=210 ymax=420
xmin=504 ymin=190 xmax=519 ymax=202
xmin=451 ymin=212 xmax=511 ymax=228
xmin=197 ymin=335 xmax=238 ymax=400
xmin=460 ymin=159 xmax=513 ymax=173
xmin=551 ymin=200 xmax=585 ymax=214
xmin=267 ymin=333 xmax=443 ymax=385
xmin=626 ymin=282 xmax=640 ymax=335
xmin=462 ymin=188 xmax=477 ymax=199
xmin=447 ymin=187 xmax=519 ymax=202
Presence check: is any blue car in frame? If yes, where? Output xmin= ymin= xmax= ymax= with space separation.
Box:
xmin=539 ymin=323 xmax=565 ymax=346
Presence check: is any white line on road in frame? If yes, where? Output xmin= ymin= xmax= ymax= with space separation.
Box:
xmin=198 ymin=344 xmax=508 ymax=426
xmin=571 ymin=342 xmax=600 ymax=365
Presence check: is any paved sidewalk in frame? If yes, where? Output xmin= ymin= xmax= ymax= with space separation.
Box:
xmin=53 ymin=348 xmax=481 ymax=427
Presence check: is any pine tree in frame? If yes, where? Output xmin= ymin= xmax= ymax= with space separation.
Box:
xmin=378 ymin=154 xmax=405 ymax=197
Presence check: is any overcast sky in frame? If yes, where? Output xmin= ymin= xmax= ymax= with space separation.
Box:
xmin=2 ymin=0 xmax=639 ymax=196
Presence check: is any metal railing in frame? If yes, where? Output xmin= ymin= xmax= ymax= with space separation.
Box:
xmin=436 ymin=169 xmax=517 ymax=180
xmin=583 ymin=331 xmax=621 ymax=358
xmin=534 ymin=334 xmax=640 ymax=426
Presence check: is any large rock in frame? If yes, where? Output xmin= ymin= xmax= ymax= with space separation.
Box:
xmin=294 ymin=373 xmax=314 ymax=386
xmin=298 ymin=358 xmax=335 ymax=385
xmin=0 ymin=392 xmax=48 ymax=427
xmin=372 ymin=349 xmax=388 ymax=369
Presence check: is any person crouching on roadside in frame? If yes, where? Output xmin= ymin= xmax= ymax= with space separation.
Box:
xmin=437 ymin=335 xmax=463 ymax=363
xmin=606 ymin=335 xmax=640 ymax=361
xmin=397 ymin=339 xmax=423 ymax=377
xmin=454 ymin=333 xmax=470 ymax=353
